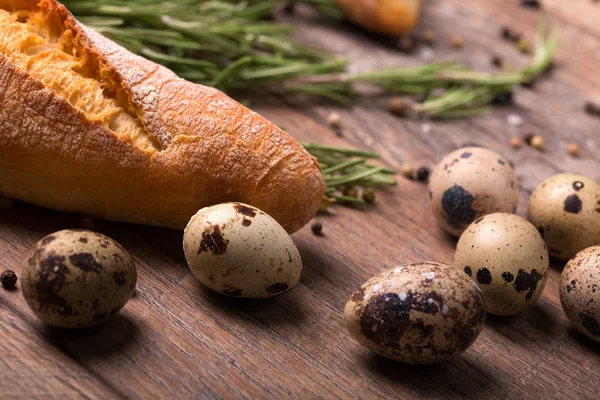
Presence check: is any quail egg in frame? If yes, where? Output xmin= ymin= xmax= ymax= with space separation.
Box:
xmin=344 ymin=262 xmax=486 ymax=364
xmin=559 ymin=246 xmax=600 ymax=343
xmin=183 ymin=202 xmax=302 ymax=298
xmin=429 ymin=147 xmax=519 ymax=237
xmin=455 ymin=213 xmax=549 ymax=316
xmin=528 ymin=173 xmax=600 ymax=261
xmin=22 ymin=230 xmax=136 ymax=328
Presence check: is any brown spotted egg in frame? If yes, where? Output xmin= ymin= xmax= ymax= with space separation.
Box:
xmin=429 ymin=147 xmax=519 ymax=237
xmin=560 ymin=246 xmax=600 ymax=343
xmin=344 ymin=262 xmax=486 ymax=364
xmin=183 ymin=202 xmax=302 ymax=298
xmin=455 ymin=213 xmax=549 ymax=316
xmin=528 ymin=173 xmax=600 ymax=261
xmin=22 ymin=230 xmax=136 ymax=328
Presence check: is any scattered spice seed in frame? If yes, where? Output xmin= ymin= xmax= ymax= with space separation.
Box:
xmin=416 ymin=167 xmax=430 ymax=182
xmin=422 ymin=30 xmax=437 ymax=45
xmin=362 ymin=188 xmax=376 ymax=204
xmin=501 ymin=26 xmax=522 ymax=42
xmin=401 ymin=164 xmax=415 ymax=179
xmin=491 ymin=55 xmax=504 ymax=68
xmin=585 ymin=101 xmax=600 ymax=116
xmin=327 ymin=112 xmax=341 ymax=129
xmin=567 ymin=143 xmax=581 ymax=157
xmin=521 ymin=0 xmax=541 ymax=9
xmin=531 ymin=135 xmax=545 ymax=150
xmin=524 ymin=133 xmax=535 ymax=145
xmin=0 ymin=197 xmax=12 ymax=209
xmin=282 ymin=0 xmax=295 ymax=13
xmin=311 ymin=222 xmax=323 ymax=236
xmin=517 ymin=38 xmax=532 ymax=54
xmin=343 ymin=187 xmax=359 ymax=198
xmin=450 ymin=34 xmax=465 ymax=48
xmin=1 ymin=270 xmax=17 ymax=290
xmin=79 ymin=216 xmax=96 ymax=230
xmin=493 ymin=91 xmax=513 ymax=105
xmin=510 ymin=137 xmax=525 ymax=149
xmin=388 ymin=97 xmax=409 ymax=116
xmin=521 ymin=79 xmax=536 ymax=89
xmin=398 ymin=35 xmax=416 ymax=53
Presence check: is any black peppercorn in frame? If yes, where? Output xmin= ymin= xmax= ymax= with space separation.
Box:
xmin=1 ymin=270 xmax=17 ymax=289
xmin=492 ymin=91 xmax=513 ymax=105
xmin=416 ymin=167 xmax=430 ymax=182
xmin=311 ymin=222 xmax=323 ymax=236
xmin=521 ymin=0 xmax=541 ymax=9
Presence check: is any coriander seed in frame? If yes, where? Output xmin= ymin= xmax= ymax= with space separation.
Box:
xmin=343 ymin=187 xmax=359 ymax=198
xmin=401 ymin=165 xmax=415 ymax=179
xmin=531 ymin=135 xmax=545 ymax=150
xmin=388 ymin=97 xmax=409 ymax=116
xmin=1 ymin=270 xmax=17 ymax=290
xmin=517 ymin=38 xmax=531 ymax=54
xmin=327 ymin=112 xmax=341 ymax=129
xmin=422 ymin=30 xmax=436 ymax=45
xmin=311 ymin=222 xmax=323 ymax=236
xmin=510 ymin=137 xmax=524 ymax=149
xmin=567 ymin=143 xmax=580 ymax=157
xmin=450 ymin=35 xmax=465 ymax=49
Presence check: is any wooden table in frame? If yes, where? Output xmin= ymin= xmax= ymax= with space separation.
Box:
xmin=1 ymin=0 xmax=599 ymax=398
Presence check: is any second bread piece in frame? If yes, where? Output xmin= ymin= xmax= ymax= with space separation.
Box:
xmin=0 ymin=0 xmax=325 ymax=233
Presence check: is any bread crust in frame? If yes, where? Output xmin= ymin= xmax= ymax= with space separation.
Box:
xmin=0 ymin=0 xmax=325 ymax=233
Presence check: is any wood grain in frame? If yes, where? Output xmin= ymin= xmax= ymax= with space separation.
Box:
xmin=1 ymin=0 xmax=599 ymax=398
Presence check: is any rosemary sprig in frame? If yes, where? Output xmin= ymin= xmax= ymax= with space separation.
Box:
xmin=64 ymin=0 xmax=560 ymax=119
xmin=302 ymin=143 xmax=397 ymax=206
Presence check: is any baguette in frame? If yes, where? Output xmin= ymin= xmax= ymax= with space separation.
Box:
xmin=337 ymin=0 xmax=421 ymax=36
xmin=0 ymin=0 xmax=325 ymax=233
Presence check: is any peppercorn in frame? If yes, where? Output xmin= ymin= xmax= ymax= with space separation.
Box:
xmin=388 ymin=97 xmax=409 ymax=116
xmin=501 ymin=26 xmax=522 ymax=42
xmin=584 ymin=101 xmax=600 ymax=116
xmin=416 ymin=167 xmax=430 ymax=182
xmin=523 ymin=133 xmax=535 ymax=145
xmin=311 ymin=222 xmax=323 ymax=236
xmin=510 ymin=137 xmax=524 ymax=149
xmin=0 ymin=197 xmax=12 ymax=209
xmin=493 ymin=91 xmax=513 ymax=105
xmin=521 ymin=0 xmax=541 ymax=9
xmin=491 ymin=55 xmax=504 ymax=68
xmin=1 ymin=270 xmax=17 ymax=290
xmin=531 ymin=135 xmax=545 ymax=150
xmin=362 ymin=188 xmax=376 ymax=204
xmin=567 ymin=143 xmax=580 ymax=157
xmin=450 ymin=34 xmax=465 ymax=49
xmin=401 ymin=164 xmax=415 ymax=179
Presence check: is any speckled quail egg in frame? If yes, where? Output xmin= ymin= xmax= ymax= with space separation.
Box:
xmin=560 ymin=246 xmax=600 ymax=343
xmin=183 ymin=202 xmax=302 ymax=298
xmin=344 ymin=262 xmax=486 ymax=364
xmin=528 ymin=173 xmax=600 ymax=261
xmin=429 ymin=147 xmax=519 ymax=237
xmin=22 ymin=230 xmax=136 ymax=328
xmin=455 ymin=213 xmax=549 ymax=316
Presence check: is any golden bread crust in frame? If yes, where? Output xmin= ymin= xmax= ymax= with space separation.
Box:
xmin=0 ymin=0 xmax=325 ymax=233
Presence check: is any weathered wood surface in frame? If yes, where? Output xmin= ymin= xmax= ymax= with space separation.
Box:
xmin=1 ymin=0 xmax=599 ymax=398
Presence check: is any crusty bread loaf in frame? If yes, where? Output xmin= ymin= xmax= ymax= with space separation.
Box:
xmin=337 ymin=0 xmax=421 ymax=36
xmin=0 ymin=0 xmax=325 ymax=233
